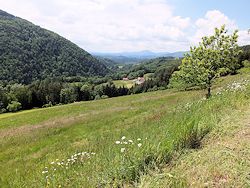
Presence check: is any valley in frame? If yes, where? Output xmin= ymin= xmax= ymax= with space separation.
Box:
xmin=0 ymin=4 xmax=250 ymax=188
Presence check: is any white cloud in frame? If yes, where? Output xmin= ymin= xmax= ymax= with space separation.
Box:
xmin=191 ymin=10 xmax=237 ymax=45
xmin=238 ymin=30 xmax=250 ymax=46
xmin=0 ymin=0 xmax=191 ymax=52
xmin=188 ymin=10 xmax=250 ymax=47
xmin=0 ymin=1 xmax=249 ymax=52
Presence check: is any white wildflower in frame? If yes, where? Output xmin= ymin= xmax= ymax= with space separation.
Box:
xmin=121 ymin=136 xmax=126 ymax=140
xmin=121 ymin=148 xmax=125 ymax=153
xmin=115 ymin=141 xmax=121 ymax=144
xmin=128 ymin=140 xmax=133 ymax=143
xmin=137 ymin=138 xmax=141 ymax=141
xmin=138 ymin=143 xmax=142 ymax=147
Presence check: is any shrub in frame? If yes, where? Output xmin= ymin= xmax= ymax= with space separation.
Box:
xmin=7 ymin=101 xmax=22 ymax=112
xmin=94 ymin=95 xmax=101 ymax=100
xmin=0 ymin=108 xmax=6 ymax=114
xmin=42 ymin=101 xmax=53 ymax=108
xmin=243 ymin=60 xmax=250 ymax=68
xmin=101 ymin=95 xmax=109 ymax=99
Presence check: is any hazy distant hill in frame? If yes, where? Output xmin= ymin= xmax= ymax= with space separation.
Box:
xmin=92 ymin=50 xmax=186 ymax=64
xmin=0 ymin=10 xmax=109 ymax=84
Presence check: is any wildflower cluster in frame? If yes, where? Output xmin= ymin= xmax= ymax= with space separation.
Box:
xmin=184 ymin=102 xmax=193 ymax=111
xmin=225 ymin=80 xmax=249 ymax=92
xmin=215 ymin=80 xmax=250 ymax=95
xmin=42 ymin=151 xmax=95 ymax=182
xmin=115 ymin=136 xmax=145 ymax=153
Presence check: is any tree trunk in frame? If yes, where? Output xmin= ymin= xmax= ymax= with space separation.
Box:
xmin=206 ymin=86 xmax=211 ymax=99
xmin=206 ymin=75 xmax=212 ymax=99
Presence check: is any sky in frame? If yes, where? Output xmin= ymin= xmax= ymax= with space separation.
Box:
xmin=1 ymin=0 xmax=250 ymax=53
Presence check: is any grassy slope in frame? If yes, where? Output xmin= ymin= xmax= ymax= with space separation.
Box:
xmin=0 ymin=70 xmax=250 ymax=187
xmin=138 ymin=74 xmax=250 ymax=187
xmin=139 ymin=109 xmax=250 ymax=187
xmin=0 ymin=88 xmax=201 ymax=187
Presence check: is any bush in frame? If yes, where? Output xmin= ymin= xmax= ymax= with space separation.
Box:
xmin=101 ymin=95 xmax=109 ymax=99
xmin=94 ymin=95 xmax=101 ymax=100
xmin=243 ymin=60 xmax=250 ymax=68
xmin=7 ymin=101 xmax=22 ymax=112
xmin=42 ymin=101 xmax=53 ymax=108
xmin=0 ymin=108 xmax=6 ymax=114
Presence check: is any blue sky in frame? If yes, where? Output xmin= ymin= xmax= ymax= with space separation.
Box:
xmin=1 ymin=0 xmax=249 ymax=52
xmin=169 ymin=0 xmax=249 ymax=29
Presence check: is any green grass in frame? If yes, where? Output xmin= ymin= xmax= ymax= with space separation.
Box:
xmin=143 ymin=73 xmax=154 ymax=80
xmin=0 ymin=72 xmax=250 ymax=187
xmin=113 ymin=73 xmax=152 ymax=89
xmin=113 ymin=80 xmax=135 ymax=88
xmin=138 ymin=100 xmax=250 ymax=188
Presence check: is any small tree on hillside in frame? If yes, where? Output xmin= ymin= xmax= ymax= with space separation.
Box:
xmin=170 ymin=25 xmax=242 ymax=98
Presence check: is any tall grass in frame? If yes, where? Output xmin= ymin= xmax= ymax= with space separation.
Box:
xmin=42 ymin=82 xmax=250 ymax=187
xmin=1 ymin=78 xmax=249 ymax=187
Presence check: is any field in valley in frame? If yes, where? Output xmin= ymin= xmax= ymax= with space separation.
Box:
xmin=113 ymin=80 xmax=135 ymax=88
xmin=0 ymin=70 xmax=250 ymax=187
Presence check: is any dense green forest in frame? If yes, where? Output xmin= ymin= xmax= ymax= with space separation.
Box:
xmin=110 ymin=57 xmax=181 ymax=80
xmin=0 ymin=10 xmax=109 ymax=84
xmin=0 ymin=58 xmax=180 ymax=113
xmin=0 ymin=56 xmax=180 ymax=113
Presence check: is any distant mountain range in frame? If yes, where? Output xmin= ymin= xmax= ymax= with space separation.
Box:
xmin=92 ymin=50 xmax=187 ymax=64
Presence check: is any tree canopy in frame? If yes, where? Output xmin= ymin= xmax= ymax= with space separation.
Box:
xmin=170 ymin=25 xmax=242 ymax=97
xmin=0 ymin=10 xmax=109 ymax=84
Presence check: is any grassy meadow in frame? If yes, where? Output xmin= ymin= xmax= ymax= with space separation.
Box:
xmin=113 ymin=80 xmax=135 ymax=88
xmin=0 ymin=71 xmax=250 ymax=187
xmin=113 ymin=73 xmax=153 ymax=89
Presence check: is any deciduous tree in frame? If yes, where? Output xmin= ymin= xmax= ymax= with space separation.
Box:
xmin=170 ymin=25 xmax=242 ymax=98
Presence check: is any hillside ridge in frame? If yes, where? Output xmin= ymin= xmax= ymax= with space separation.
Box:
xmin=0 ymin=9 xmax=109 ymax=84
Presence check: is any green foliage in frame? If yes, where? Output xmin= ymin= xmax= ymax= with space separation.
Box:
xmin=101 ymin=95 xmax=109 ymax=99
xmin=239 ymin=45 xmax=250 ymax=62
xmin=0 ymin=10 xmax=109 ymax=84
xmin=6 ymin=101 xmax=22 ymax=112
xmin=60 ymin=87 xmax=78 ymax=104
xmin=94 ymin=94 xmax=101 ymax=100
xmin=42 ymin=102 xmax=53 ymax=108
xmin=243 ymin=60 xmax=250 ymax=67
xmin=0 ymin=72 xmax=249 ymax=187
xmin=109 ymin=57 xmax=180 ymax=81
xmin=170 ymin=25 xmax=242 ymax=97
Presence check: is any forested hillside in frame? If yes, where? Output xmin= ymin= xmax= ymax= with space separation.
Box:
xmin=240 ymin=45 xmax=250 ymax=61
xmin=0 ymin=10 xmax=109 ymax=84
